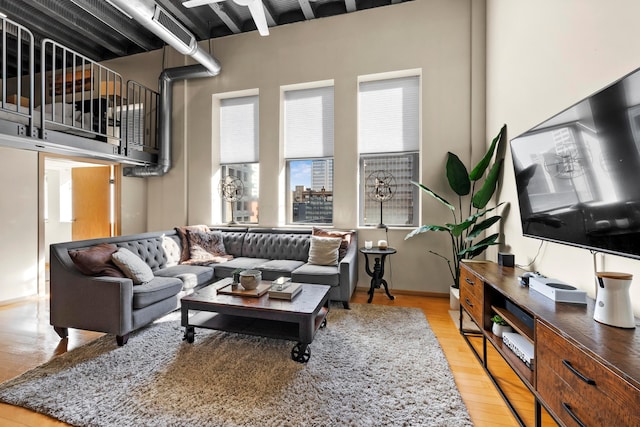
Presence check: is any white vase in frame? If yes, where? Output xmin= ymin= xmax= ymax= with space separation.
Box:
xmin=449 ymin=287 xmax=460 ymax=310
xmin=492 ymin=323 xmax=512 ymax=338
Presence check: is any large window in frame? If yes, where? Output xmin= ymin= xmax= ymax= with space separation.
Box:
xmin=359 ymin=75 xmax=420 ymax=227
xmin=219 ymin=95 xmax=259 ymax=224
xmin=284 ymin=85 xmax=334 ymax=224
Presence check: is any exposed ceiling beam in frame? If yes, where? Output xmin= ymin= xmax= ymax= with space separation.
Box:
xmin=22 ymin=0 xmax=129 ymax=57
xmin=298 ymin=0 xmax=315 ymax=20
xmin=262 ymin=1 xmax=277 ymax=27
xmin=69 ymin=0 xmax=160 ymax=52
xmin=0 ymin=2 xmax=106 ymax=61
xmin=208 ymin=2 xmax=241 ymax=34
xmin=344 ymin=0 xmax=356 ymax=13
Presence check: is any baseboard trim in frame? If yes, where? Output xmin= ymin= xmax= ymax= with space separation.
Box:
xmin=354 ymin=287 xmax=448 ymax=299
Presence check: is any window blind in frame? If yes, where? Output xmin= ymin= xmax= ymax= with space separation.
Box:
xmin=220 ymin=95 xmax=259 ymax=164
xmin=284 ymin=86 xmax=334 ymax=159
xmin=359 ymin=76 xmax=420 ymax=154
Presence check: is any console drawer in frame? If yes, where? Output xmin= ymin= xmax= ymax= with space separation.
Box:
xmin=460 ymin=265 xmax=483 ymax=326
xmin=460 ymin=265 xmax=483 ymax=300
xmin=537 ymin=321 xmax=640 ymax=427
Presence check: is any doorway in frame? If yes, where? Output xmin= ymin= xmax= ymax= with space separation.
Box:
xmin=41 ymin=154 xmax=121 ymax=294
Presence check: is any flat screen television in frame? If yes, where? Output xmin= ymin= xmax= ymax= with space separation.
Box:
xmin=510 ymin=66 xmax=640 ymax=259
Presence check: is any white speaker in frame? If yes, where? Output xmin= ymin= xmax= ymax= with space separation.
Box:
xmin=594 ymin=272 xmax=636 ymax=329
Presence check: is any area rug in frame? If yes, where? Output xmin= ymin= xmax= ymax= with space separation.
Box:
xmin=0 ymin=304 xmax=472 ymax=427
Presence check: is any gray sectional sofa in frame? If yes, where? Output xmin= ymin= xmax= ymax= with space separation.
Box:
xmin=50 ymin=227 xmax=357 ymax=345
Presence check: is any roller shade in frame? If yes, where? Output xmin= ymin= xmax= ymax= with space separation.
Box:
xmin=220 ymin=95 xmax=259 ymax=164
xmin=359 ymin=76 xmax=419 ymax=154
xmin=284 ymin=86 xmax=334 ymax=159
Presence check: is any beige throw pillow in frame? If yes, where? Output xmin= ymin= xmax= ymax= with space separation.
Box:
xmin=112 ymin=247 xmax=154 ymax=285
xmin=308 ymin=235 xmax=343 ymax=266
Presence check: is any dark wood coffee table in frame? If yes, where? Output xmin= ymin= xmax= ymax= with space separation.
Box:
xmin=180 ymin=277 xmax=331 ymax=363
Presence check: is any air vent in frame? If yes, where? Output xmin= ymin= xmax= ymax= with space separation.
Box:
xmin=152 ymin=6 xmax=194 ymax=50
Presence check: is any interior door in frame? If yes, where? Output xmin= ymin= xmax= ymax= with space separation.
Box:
xmin=71 ymin=166 xmax=111 ymax=240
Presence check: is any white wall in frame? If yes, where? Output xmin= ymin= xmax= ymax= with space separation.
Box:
xmin=486 ymin=0 xmax=640 ymax=314
xmin=0 ymin=146 xmax=38 ymax=301
xmin=128 ymin=0 xmax=485 ymax=294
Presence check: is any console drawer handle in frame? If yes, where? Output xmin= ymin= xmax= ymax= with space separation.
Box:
xmin=562 ymin=360 xmax=596 ymax=385
xmin=464 ymin=298 xmax=473 ymax=308
xmin=562 ymin=402 xmax=587 ymax=427
xmin=465 ymin=277 xmax=475 ymax=286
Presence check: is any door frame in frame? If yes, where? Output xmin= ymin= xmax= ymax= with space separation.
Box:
xmin=38 ymin=153 xmax=121 ymax=296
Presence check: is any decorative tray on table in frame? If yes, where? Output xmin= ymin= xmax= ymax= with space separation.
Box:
xmin=217 ymin=282 xmax=270 ymax=298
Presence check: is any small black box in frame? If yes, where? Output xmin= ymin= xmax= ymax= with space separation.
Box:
xmin=498 ymin=252 xmax=515 ymax=267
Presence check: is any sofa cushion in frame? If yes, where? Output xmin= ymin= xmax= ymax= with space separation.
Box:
xmin=255 ymin=259 xmax=305 ymax=281
xmin=132 ymin=276 xmax=183 ymax=309
xmin=69 ymin=243 xmax=125 ymax=278
xmin=312 ymin=227 xmax=354 ymax=261
xmin=308 ymin=236 xmax=342 ymax=266
xmin=154 ymin=265 xmax=215 ymax=290
xmin=292 ymin=263 xmax=340 ymax=286
xmin=112 ymin=247 xmax=155 ymax=285
xmin=185 ymin=228 xmax=232 ymax=265
xmin=213 ymin=257 xmax=269 ymax=278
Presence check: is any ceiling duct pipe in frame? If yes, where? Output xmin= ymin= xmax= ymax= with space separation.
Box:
xmin=107 ymin=0 xmax=221 ymax=177
xmin=123 ymin=64 xmax=214 ymax=177
xmin=106 ymin=0 xmax=221 ymax=75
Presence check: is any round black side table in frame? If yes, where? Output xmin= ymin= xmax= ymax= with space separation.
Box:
xmin=359 ymin=247 xmax=396 ymax=303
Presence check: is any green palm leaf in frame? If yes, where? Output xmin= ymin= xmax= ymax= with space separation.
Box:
xmin=445 ymin=152 xmax=470 ymax=196
xmin=469 ymin=124 xmax=506 ymax=181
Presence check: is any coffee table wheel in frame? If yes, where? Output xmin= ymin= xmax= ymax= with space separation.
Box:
xmin=320 ymin=318 xmax=327 ymax=329
xmin=291 ymin=343 xmax=311 ymax=363
xmin=183 ymin=327 xmax=195 ymax=343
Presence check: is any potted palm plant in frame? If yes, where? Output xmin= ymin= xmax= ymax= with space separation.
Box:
xmin=405 ymin=125 xmax=507 ymax=299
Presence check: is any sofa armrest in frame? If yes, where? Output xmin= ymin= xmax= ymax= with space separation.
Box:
xmin=50 ymin=249 xmax=135 ymax=336
xmin=338 ymin=234 xmax=358 ymax=303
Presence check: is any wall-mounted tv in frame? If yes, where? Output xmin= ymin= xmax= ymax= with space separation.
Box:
xmin=510 ymin=66 xmax=640 ymax=259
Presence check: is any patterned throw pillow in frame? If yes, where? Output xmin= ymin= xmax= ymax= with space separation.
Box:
xmin=69 ymin=243 xmax=125 ymax=278
xmin=184 ymin=229 xmax=232 ymax=265
xmin=174 ymin=225 xmax=210 ymax=263
xmin=308 ymin=235 xmax=343 ymax=266
xmin=312 ymin=227 xmax=353 ymax=260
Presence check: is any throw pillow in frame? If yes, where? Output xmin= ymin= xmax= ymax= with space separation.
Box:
xmin=308 ymin=235 xmax=343 ymax=266
xmin=185 ymin=229 xmax=232 ymax=265
xmin=161 ymin=235 xmax=181 ymax=267
xmin=174 ymin=225 xmax=209 ymax=263
xmin=69 ymin=243 xmax=125 ymax=278
xmin=312 ymin=227 xmax=353 ymax=260
xmin=111 ymin=247 xmax=154 ymax=285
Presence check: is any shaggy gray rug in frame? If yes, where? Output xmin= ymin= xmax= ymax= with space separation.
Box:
xmin=0 ymin=304 xmax=472 ymax=427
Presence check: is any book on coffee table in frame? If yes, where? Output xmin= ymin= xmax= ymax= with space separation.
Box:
xmin=268 ymin=282 xmax=302 ymax=300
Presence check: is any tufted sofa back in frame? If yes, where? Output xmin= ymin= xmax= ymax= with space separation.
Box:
xmin=115 ymin=237 xmax=168 ymax=271
xmin=242 ymin=228 xmax=311 ymax=262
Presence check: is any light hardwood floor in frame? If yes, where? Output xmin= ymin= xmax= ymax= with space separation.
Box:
xmin=0 ymin=289 xmax=530 ymax=426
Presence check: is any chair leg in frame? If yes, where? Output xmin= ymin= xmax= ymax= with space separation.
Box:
xmin=116 ymin=334 xmax=129 ymax=346
xmin=342 ymin=301 xmax=350 ymax=309
xmin=53 ymin=326 xmax=68 ymax=339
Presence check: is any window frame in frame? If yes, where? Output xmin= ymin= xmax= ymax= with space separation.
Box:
xmin=357 ymin=72 xmax=421 ymax=228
